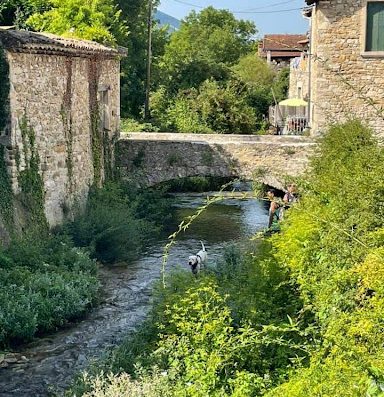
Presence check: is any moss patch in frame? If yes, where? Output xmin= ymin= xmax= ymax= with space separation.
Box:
xmin=18 ymin=115 xmax=48 ymax=232
xmin=0 ymin=46 xmax=13 ymax=233
xmin=0 ymin=146 xmax=14 ymax=229
xmin=88 ymin=58 xmax=103 ymax=186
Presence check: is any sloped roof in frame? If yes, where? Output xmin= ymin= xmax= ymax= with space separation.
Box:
xmin=0 ymin=29 xmax=127 ymax=58
xmin=261 ymin=34 xmax=308 ymax=51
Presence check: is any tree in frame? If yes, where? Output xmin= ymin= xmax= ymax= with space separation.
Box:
xmin=26 ymin=0 xmax=126 ymax=45
xmin=116 ymin=0 xmax=169 ymax=118
xmin=160 ymin=7 xmax=257 ymax=93
xmin=232 ymin=53 xmax=276 ymax=121
xmin=152 ymin=80 xmax=257 ymax=133
xmin=271 ymin=67 xmax=290 ymax=103
xmin=0 ymin=0 xmax=48 ymax=28
xmin=232 ymin=53 xmax=275 ymax=90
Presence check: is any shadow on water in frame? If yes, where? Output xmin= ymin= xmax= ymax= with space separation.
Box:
xmin=0 ymin=192 xmax=268 ymax=397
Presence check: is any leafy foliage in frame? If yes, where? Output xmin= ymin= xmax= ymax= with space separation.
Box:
xmin=117 ymin=0 xmax=169 ymax=118
xmin=0 ymin=233 xmax=98 ymax=347
xmin=120 ymin=118 xmax=159 ymax=133
xmin=64 ymin=181 xmax=172 ymax=264
xmin=26 ymin=0 xmax=126 ymax=45
xmin=160 ymin=7 xmax=256 ymax=93
xmin=266 ymin=120 xmax=384 ymax=396
xmin=69 ymin=240 xmax=308 ymax=396
xmin=150 ymin=12 xmax=287 ymax=134
xmin=152 ymin=80 xmax=259 ymax=133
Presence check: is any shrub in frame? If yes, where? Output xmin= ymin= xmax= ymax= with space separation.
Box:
xmin=65 ymin=182 xmax=172 ymax=264
xmin=266 ymin=120 xmax=384 ymax=396
xmin=120 ymin=118 xmax=159 ymax=133
xmin=80 ymin=371 xmax=172 ymax=397
xmin=72 ymin=241 xmax=309 ymax=396
xmin=151 ymin=80 xmax=259 ymax=133
xmin=0 ymin=234 xmax=99 ymax=347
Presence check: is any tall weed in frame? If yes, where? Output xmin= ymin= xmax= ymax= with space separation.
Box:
xmin=266 ymin=120 xmax=384 ymax=396
xmin=65 ymin=182 xmax=172 ymax=263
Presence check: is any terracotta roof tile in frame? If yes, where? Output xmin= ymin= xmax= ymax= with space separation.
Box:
xmin=0 ymin=29 xmax=127 ymax=57
xmin=261 ymin=34 xmax=308 ymax=51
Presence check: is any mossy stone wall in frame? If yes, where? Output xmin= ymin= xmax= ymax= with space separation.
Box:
xmin=5 ymin=51 xmax=120 ymax=227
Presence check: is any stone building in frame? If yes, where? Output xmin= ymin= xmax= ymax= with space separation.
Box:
xmin=0 ymin=29 xmax=125 ymax=227
xmin=288 ymin=50 xmax=310 ymax=101
xmin=306 ymin=0 xmax=384 ymax=136
xmin=258 ymin=34 xmax=308 ymax=67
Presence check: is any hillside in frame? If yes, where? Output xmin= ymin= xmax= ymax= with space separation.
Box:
xmin=155 ymin=10 xmax=180 ymax=31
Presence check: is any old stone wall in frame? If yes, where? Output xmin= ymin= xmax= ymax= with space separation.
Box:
xmin=5 ymin=51 xmax=120 ymax=226
xmin=117 ymin=133 xmax=315 ymax=190
xmin=310 ymin=1 xmax=384 ymax=136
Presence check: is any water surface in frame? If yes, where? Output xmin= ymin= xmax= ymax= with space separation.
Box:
xmin=0 ymin=193 xmax=268 ymax=397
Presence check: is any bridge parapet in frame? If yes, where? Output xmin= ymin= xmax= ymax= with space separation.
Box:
xmin=117 ymin=133 xmax=315 ymax=189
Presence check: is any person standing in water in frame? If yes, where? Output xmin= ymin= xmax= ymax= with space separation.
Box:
xmin=267 ymin=189 xmax=282 ymax=231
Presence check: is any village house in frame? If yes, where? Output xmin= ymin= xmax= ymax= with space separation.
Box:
xmin=0 ymin=29 xmax=125 ymax=227
xmin=305 ymin=0 xmax=384 ymax=136
xmin=258 ymin=34 xmax=308 ymax=67
xmin=288 ymin=41 xmax=310 ymax=101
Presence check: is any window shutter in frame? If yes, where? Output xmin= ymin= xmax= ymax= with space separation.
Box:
xmin=367 ymin=2 xmax=384 ymax=51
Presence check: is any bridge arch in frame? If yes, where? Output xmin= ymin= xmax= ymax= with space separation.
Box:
xmin=116 ymin=133 xmax=315 ymax=190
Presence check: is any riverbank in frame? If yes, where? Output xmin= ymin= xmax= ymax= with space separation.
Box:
xmin=0 ymin=192 xmax=268 ymax=396
xmin=64 ymin=120 xmax=384 ymax=397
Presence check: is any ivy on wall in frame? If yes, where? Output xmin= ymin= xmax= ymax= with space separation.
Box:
xmin=88 ymin=58 xmax=103 ymax=186
xmin=0 ymin=46 xmax=13 ymax=230
xmin=0 ymin=47 xmax=10 ymax=133
xmin=61 ymin=57 xmax=74 ymax=191
xmin=88 ymin=57 xmax=117 ymax=185
xmin=18 ymin=115 xmax=48 ymax=232
xmin=0 ymin=146 xmax=14 ymax=229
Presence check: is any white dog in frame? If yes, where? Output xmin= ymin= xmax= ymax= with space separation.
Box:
xmin=188 ymin=241 xmax=207 ymax=275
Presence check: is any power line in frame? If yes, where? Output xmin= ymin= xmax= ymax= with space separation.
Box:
xmin=172 ymin=0 xmax=204 ymax=8
xmin=170 ymin=0 xmax=304 ymax=14
xmin=238 ymin=0 xmax=299 ymax=12
xmin=234 ymin=7 xmax=303 ymax=14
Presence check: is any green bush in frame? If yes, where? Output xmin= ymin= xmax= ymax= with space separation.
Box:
xmin=165 ymin=94 xmax=213 ymax=133
xmin=120 ymin=118 xmax=159 ymax=132
xmin=68 ymin=120 xmax=384 ymax=397
xmin=65 ymin=182 xmax=172 ymax=263
xmin=0 ymin=234 xmax=99 ymax=347
xmin=266 ymin=120 xmax=384 ymax=396
xmin=71 ymin=242 xmax=308 ymax=396
xmin=154 ymin=80 xmax=258 ymax=134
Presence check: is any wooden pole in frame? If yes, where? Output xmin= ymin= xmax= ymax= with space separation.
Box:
xmin=144 ymin=0 xmax=153 ymax=120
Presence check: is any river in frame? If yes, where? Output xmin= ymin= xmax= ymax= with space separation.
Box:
xmin=0 ymin=193 xmax=268 ymax=397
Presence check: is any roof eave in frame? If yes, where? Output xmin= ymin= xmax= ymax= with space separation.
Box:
xmin=0 ymin=29 xmax=125 ymax=58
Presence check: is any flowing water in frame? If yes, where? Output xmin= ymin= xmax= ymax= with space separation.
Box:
xmin=0 ymin=193 xmax=268 ymax=397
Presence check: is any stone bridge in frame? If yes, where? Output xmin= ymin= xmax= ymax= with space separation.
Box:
xmin=117 ymin=133 xmax=316 ymax=190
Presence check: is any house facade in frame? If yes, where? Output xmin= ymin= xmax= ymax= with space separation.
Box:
xmin=0 ymin=29 xmax=125 ymax=227
xmin=259 ymin=34 xmax=307 ymax=67
xmin=288 ymin=52 xmax=310 ymax=101
xmin=306 ymin=0 xmax=384 ymax=136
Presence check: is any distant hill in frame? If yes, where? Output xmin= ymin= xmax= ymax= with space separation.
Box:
xmin=155 ymin=10 xmax=180 ymax=31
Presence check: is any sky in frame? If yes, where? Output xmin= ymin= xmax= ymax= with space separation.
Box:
xmin=157 ymin=0 xmax=309 ymax=36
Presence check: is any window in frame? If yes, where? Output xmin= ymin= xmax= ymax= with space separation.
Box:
xmin=297 ymin=86 xmax=302 ymax=99
xmin=98 ymin=85 xmax=111 ymax=131
xmin=366 ymin=2 xmax=384 ymax=51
